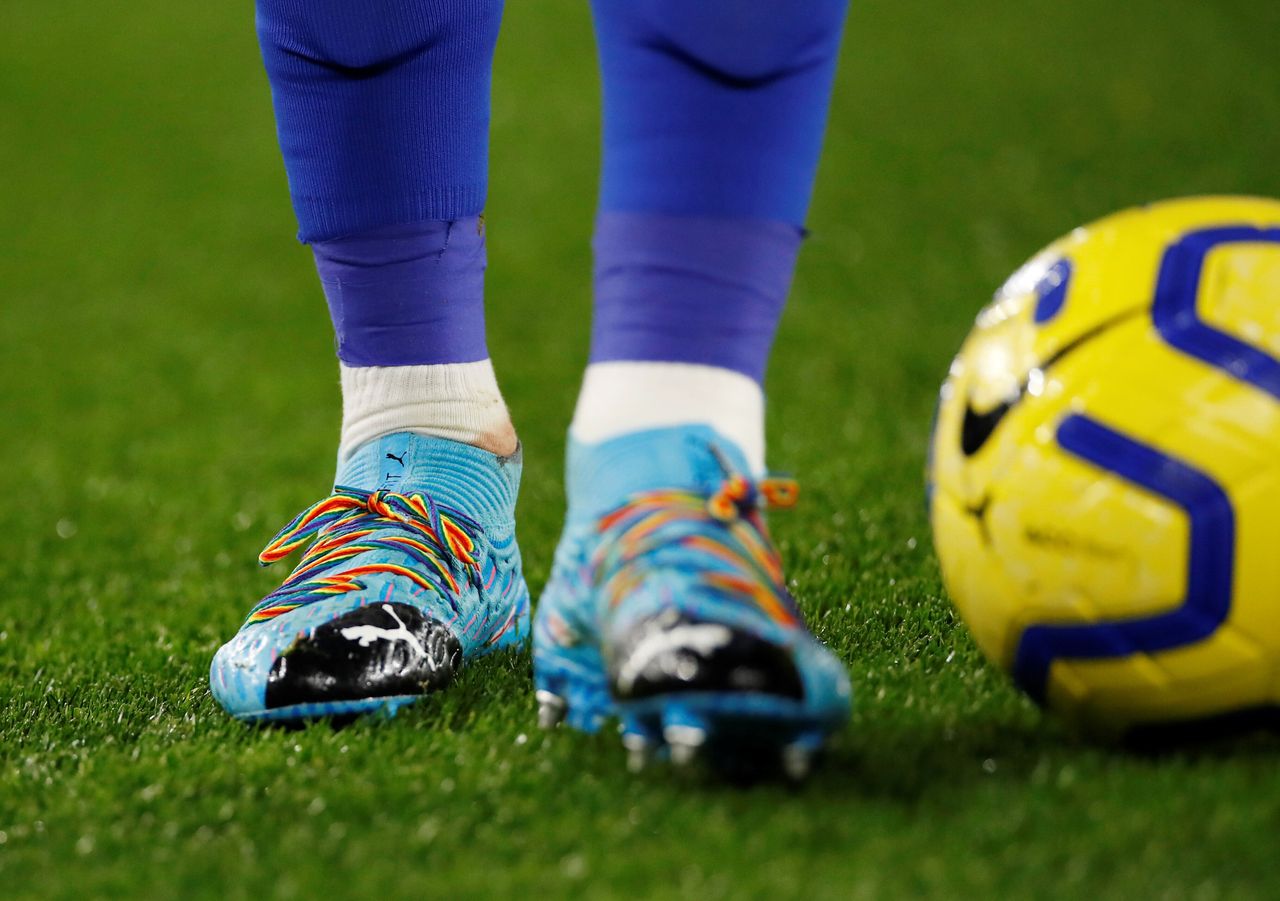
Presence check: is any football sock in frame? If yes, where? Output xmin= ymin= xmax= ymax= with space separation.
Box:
xmin=588 ymin=214 xmax=803 ymax=384
xmin=574 ymin=0 xmax=850 ymax=469
xmin=574 ymin=213 xmax=805 ymax=474
xmin=256 ymin=0 xmax=514 ymax=460
xmin=591 ymin=0 xmax=849 ymax=226
xmin=314 ymin=219 xmax=515 ymax=461
xmin=256 ymin=0 xmax=501 ymax=243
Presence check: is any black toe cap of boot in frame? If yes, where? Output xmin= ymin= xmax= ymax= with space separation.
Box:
xmin=265 ymin=602 xmax=462 ymax=709
xmin=607 ymin=612 xmax=804 ymax=702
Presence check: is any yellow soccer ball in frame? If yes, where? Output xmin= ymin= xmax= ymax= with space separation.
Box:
xmin=928 ymin=196 xmax=1280 ymax=737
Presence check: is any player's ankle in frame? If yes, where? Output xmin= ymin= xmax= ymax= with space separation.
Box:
xmin=339 ymin=359 xmax=518 ymax=461
xmin=570 ymin=360 xmax=764 ymax=475
xmin=312 ymin=219 xmax=517 ymax=459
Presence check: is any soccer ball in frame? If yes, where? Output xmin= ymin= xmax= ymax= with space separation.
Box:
xmin=928 ymin=196 xmax=1280 ymax=737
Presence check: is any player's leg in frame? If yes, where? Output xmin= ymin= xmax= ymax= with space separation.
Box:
xmin=535 ymin=0 xmax=853 ymax=775
xmin=210 ymin=0 xmax=530 ymax=722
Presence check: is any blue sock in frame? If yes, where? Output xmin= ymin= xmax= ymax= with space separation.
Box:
xmin=257 ymin=0 xmax=500 ymax=243
xmin=257 ymin=0 xmax=501 ymax=366
xmin=312 ymin=218 xmax=489 ymax=366
xmin=590 ymin=214 xmax=801 ymax=384
xmin=588 ymin=0 xmax=849 ymax=383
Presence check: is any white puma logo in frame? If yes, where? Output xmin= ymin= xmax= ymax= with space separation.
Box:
xmin=615 ymin=623 xmax=732 ymax=694
xmin=340 ymin=604 xmax=427 ymax=659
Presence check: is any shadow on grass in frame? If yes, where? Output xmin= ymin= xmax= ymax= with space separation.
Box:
xmin=816 ymin=710 xmax=1064 ymax=800
xmin=810 ymin=706 xmax=1280 ymax=802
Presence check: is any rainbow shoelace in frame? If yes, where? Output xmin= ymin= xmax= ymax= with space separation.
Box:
xmin=591 ymin=469 xmax=802 ymax=628
xmin=245 ymin=487 xmax=482 ymax=625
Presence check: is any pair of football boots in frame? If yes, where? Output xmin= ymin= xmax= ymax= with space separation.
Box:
xmin=210 ymin=426 xmax=851 ymax=776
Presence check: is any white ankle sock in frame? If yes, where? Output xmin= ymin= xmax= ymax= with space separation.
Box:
xmin=339 ymin=360 xmax=517 ymax=461
xmin=569 ymin=361 xmax=765 ymax=473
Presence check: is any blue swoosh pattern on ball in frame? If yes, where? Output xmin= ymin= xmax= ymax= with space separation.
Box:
xmin=1012 ymin=414 xmax=1235 ymax=702
xmin=1152 ymin=225 xmax=1280 ymax=398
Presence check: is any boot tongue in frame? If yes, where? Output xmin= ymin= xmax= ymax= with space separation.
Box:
xmin=565 ymin=425 xmax=753 ymax=520
xmin=334 ymin=432 xmax=521 ymax=529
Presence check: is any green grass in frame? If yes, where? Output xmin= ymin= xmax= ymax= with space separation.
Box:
xmin=3 ymin=0 xmax=1280 ymax=897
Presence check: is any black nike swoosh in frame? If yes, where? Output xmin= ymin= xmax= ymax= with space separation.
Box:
xmin=959 ymin=308 xmax=1143 ymax=457
xmin=961 ymin=400 xmax=1015 ymax=455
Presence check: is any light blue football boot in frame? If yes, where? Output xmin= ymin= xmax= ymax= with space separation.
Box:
xmin=534 ymin=425 xmax=851 ymax=778
xmin=210 ymin=432 xmax=530 ymax=722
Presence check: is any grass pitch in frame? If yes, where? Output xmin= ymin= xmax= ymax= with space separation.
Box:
xmin=4 ymin=1 xmax=1280 ymax=897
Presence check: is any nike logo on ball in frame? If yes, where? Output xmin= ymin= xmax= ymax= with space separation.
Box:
xmin=960 ymin=309 xmax=1142 ymax=457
